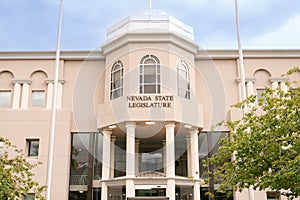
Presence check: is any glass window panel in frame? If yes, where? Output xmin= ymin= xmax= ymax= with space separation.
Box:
xmin=144 ymin=65 xmax=156 ymax=75
xmin=113 ymin=89 xmax=122 ymax=99
xmin=113 ymin=64 xmax=121 ymax=71
xmin=267 ymin=192 xmax=280 ymax=200
xmin=144 ymin=75 xmax=156 ymax=83
xmin=32 ymin=91 xmax=45 ymax=106
xmin=114 ymin=139 xmax=126 ymax=178
xmin=113 ymin=80 xmax=121 ymax=89
xmin=140 ymin=152 xmax=163 ymax=172
xmin=93 ymin=188 xmax=101 ymax=200
xmin=93 ymin=133 xmax=103 ymax=180
xmin=69 ymin=191 xmax=88 ymax=200
xmin=139 ymin=86 xmax=143 ymax=93
xmin=113 ymin=71 xmax=121 ymax=82
xmin=139 ymin=141 xmax=163 ymax=173
xmin=178 ymin=89 xmax=186 ymax=98
xmin=157 ymin=85 xmax=161 ymax=93
xmin=177 ymin=61 xmax=190 ymax=99
xmin=139 ymin=75 xmax=143 ymax=83
xmin=186 ymin=91 xmax=190 ymax=99
xmin=139 ymin=66 xmax=143 ymax=74
xmin=27 ymin=140 xmax=39 ymax=157
xmin=144 ymin=85 xmax=156 ymax=93
xmin=175 ymin=137 xmax=188 ymax=177
xmin=179 ymin=79 xmax=188 ymax=89
xmin=178 ymin=70 xmax=186 ymax=79
xmin=0 ymin=91 xmax=11 ymax=106
xmin=70 ymin=133 xmax=89 ymax=186
xmin=256 ymin=89 xmax=266 ymax=100
xmin=139 ymin=55 xmax=160 ymax=94
xmin=110 ymin=61 xmax=123 ymax=100
xmin=24 ymin=194 xmax=35 ymax=200
xmin=144 ymin=59 xmax=155 ymax=64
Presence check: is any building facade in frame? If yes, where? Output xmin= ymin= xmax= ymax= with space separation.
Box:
xmin=0 ymin=9 xmax=299 ymax=200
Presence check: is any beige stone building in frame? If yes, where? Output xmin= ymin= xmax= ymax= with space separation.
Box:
xmin=0 ymin=9 xmax=299 ymax=200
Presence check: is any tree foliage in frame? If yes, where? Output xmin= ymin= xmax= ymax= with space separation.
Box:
xmin=209 ymin=67 xmax=300 ymax=199
xmin=0 ymin=137 xmax=46 ymax=200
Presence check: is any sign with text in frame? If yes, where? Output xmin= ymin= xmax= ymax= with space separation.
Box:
xmin=127 ymin=95 xmax=174 ymax=108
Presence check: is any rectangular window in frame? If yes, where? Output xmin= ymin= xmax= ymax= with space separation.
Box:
xmin=0 ymin=90 xmax=11 ymax=106
xmin=267 ymin=192 xmax=280 ymax=200
xmin=24 ymin=193 xmax=35 ymax=200
xmin=256 ymin=89 xmax=266 ymax=100
xmin=32 ymin=91 xmax=45 ymax=106
xmin=27 ymin=139 xmax=39 ymax=157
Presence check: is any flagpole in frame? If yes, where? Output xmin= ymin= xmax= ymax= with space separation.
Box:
xmin=46 ymin=0 xmax=63 ymax=199
xmin=234 ymin=0 xmax=254 ymax=200
xmin=234 ymin=0 xmax=247 ymax=112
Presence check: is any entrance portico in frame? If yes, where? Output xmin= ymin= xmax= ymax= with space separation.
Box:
xmin=99 ymin=121 xmax=202 ymax=200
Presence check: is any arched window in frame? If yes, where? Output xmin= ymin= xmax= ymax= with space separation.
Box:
xmin=139 ymin=55 xmax=161 ymax=94
xmin=177 ymin=60 xmax=190 ymax=99
xmin=110 ymin=61 xmax=123 ymax=99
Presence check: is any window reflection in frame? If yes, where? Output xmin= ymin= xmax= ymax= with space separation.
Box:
xmin=114 ymin=138 xmax=126 ymax=178
xmin=139 ymin=55 xmax=161 ymax=94
xmin=198 ymin=132 xmax=228 ymax=178
xmin=175 ymin=137 xmax=188 ymax=177
xmin=139 ymin=141 xmax=163 ymax=173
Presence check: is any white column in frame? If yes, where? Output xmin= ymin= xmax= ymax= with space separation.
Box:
xmin=165 ymin=122 xmax=175 ymax=200
xmin=135 ymin=140 xmax=140 ymax=174
xmin=271 ymin=81 xmax=279 ymax=90
xmin=126 ymin=122 xmax=136 ymax=198
xmin=110 ymin=136 xmax=116 ymax=178
xmin=162 ymin=140 xmax=166 ymax=175
xmin=56 ymin=82 xmax=63 ymax=108
xmin=238 ymin=82 xmax=242 ymax=102
xmin=126 ymin=122 xmax=136 ymax=177
xmin=12 ymin=83 xmax=21 ymax=109
xmin=190 ymin=129 xmax=200 ymax=179
xmin=126 ymin=179 xmax=135 ymax=198
xmin=186 ymin=135 xmax=192 ymax=177
xmin=246 ymin=81 xmax=254 ymax=97
xmin=280 ymin=82 xmax=288 ymax=93
xmin=271 ymin=81 xmax=279 ymax=97
xmin=101 ymin=182 xmax=108 ymax=200
xmin=20 ymin=83 xmax=30 ymax=109
xmin=190 ymin=128 xmax=200 ymax=200
xmin=101 ymin=129 xmax=112 ymax=200
xmin=46 ymin=82 xmax=53 ymax=109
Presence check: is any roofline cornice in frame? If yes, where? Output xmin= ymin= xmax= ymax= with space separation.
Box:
xmin=196 ymin=49 xmax=300 ymax=60
xmin=0 ymin=50 xmax=105 ymax=61
xmin=0 ymin=49 xmax=299 ymax=61
xmin=101 ymin=31 xmax=199 ymax=55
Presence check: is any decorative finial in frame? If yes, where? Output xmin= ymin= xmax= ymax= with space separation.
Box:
xmin=148 ymin=0 xmax=152 ymax=9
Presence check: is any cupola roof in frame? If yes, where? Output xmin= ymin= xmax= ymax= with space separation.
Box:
xmin=106 ymin=9 xmax=194 ymax=41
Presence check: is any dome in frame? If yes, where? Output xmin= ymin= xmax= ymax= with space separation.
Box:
xmin=106 ymin=9 xmax=195 ymax=41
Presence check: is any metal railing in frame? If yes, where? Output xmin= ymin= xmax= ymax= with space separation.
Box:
xmin=69 ymin=175 xmax=88 ymax=185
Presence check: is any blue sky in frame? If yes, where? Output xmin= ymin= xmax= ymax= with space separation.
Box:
xmin=1 ymin=0 xmax=300 ymax=51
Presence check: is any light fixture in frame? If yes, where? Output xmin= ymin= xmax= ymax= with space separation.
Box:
xmin=108 ymin=125 xmax=117 ymax=129
xmin=184 ymin=124 xmax=192 ymax=129
xmin=145 ymin=121 xmax=155 ymax=125
xmin=79 ymin=191 xmax=84 ymax=193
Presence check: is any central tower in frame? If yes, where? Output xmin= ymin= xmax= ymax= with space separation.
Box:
xmin=94 ymin=8 xmax=203 ymax=200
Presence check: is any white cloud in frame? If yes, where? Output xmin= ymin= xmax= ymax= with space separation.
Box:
xmin=245 ymin=14 xmax=300 ymax=48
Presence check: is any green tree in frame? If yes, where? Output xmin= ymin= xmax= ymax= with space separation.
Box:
xmin=209 ymin=67 xmax=300 ymax=199
xmin=0 ymin=137 xmax=46 ymax=200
